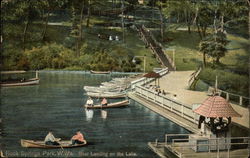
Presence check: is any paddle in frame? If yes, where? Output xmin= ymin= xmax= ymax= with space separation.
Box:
xmin=56 ymin=138 xmax=64 ymax=150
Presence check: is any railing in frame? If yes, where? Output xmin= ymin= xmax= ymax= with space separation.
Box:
xmin=130 ymin=68 xmax=169 ymax=90
xmin=215 ymin=88 xmax=250 ymax=107
xmin=136 ymin=25 xmax=176 ymax=70
xmin=164 ymin=134 xmax=250 ymax=158
xmin=188 ymin=67 xmax=202 ymax=87
xmin=134 ymin=85 xmax=199 ymax=124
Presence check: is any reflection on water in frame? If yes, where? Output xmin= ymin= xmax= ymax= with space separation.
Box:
xmin=101 ymin=110 xmax=107 ymax=119
xmin=85 ymin=109 xmax=94 ymax=121
xmin=85 ymin=109 xmax=108 ymax=121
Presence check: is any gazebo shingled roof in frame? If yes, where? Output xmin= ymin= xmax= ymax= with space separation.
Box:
xmin=143 ymin=71 xmax=160 ymax=78
xmin=193 ymin=95 xmax=241 ymax=118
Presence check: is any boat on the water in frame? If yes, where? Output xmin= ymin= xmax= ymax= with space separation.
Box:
xmin=85 ymin=100 xmax=129 ymax=109
xmin=1 ymin=78 xmax=39 ymax=87
xmin=86 ymin=92 xmax=127 ymax=98
xmin=21 ymin=139 xmax=87 ymax=148
xmin=0 ymin=71 xmax=40 ymax=87
xmin=90 ymin=70 xmax=111 ymax=74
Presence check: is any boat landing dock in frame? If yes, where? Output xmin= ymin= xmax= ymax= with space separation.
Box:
xmin=148 ymin=142 xmax=250 ymax=158
xmin=128 ymin=92 xmax=199 ymax=134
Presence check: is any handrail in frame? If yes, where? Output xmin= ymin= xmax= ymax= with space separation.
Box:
xmin=135 ymin=85 xmax=197 ymax=124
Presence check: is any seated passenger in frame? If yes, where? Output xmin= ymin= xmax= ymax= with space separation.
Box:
xmin=71 ymin=130 xmax=85 ymax=145
xmin=86 ymin=97 xmax=94 ymax=106
xmin=44 ymin=131 xmax=60 ymax=145
xmin=101 ymin=98 xmax=108 ymax=106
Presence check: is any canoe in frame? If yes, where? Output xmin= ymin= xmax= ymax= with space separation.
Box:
xmin=90 ymin=70 xmax=111 ymax=74
xmin=85 ymin=100 xmax=129 ymax=109
xmin=21 ymin=139 xmax=87 ymax=148
xmin=86 ymin=92 xmax=127 ymax=98
xmin=0 ymin=78 xmax=39 ymax=87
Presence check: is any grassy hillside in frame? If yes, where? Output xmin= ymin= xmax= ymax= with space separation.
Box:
xmin=2 ymin=15 xmax=161 ymax=72
xmin=152 ymin=25 xmax=249 ymax=97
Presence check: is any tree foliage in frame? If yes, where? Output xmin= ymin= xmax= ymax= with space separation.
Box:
xmin=199 ymin=31 xmax=229 ymax=66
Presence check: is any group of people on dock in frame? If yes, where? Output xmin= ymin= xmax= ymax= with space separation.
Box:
xmin=44 ymin=130 xmax=85 ymax=146
xmin=86 ymin=97 xmax=108 ymax=106
xmin=148 ymin=85 xmax=167 ymax=96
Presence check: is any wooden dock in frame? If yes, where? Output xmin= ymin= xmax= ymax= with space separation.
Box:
xmin=149 ymin=142 xmax=250 ymax=158
xmin=128 ymin=92 xmax=200 ymax=134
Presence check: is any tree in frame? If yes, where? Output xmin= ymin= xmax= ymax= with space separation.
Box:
xmin=199 ymin=31 xmax=229 ymax=66
xmin=40 ymin=0 xmax=69 ymax=41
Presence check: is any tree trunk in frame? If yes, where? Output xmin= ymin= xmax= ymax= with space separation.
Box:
xmin=187 ymin=10 xmax=191 ymax=34
xmin=159 ymin=7 xmax=164 ymax=42
xmin=86 ymin=0 xmax=91 ymax=28
xmin=213 ymin=7 xmax=218 ymax=34
xmin=216 ymin=57 xmax=220 ymax=64
xmin=196 ymin=22 xmax=202 ymax=39
xmin=246 ymin=0 xmax=250 ymax=39
xmin=79 ymin=2 xmax=84 ymax=41
xmin=220 ymin=14 xmax=224 ymax=33
xmin=201 ymin=25 xmax=207 ymax=37
xmin=249 ymin=5 xmax=250 ymax=40
xmin=203 ymin=52 xmax=206 ymax=67
xmin=177 ymin=12 xmax=179 ymax=23
xmin=76 ymin=39 xmax=80 ymax=57
xmin=23 ymin=19 xmax=30 ymax=51
xmin=121 ymin=0 xmax=125 ymax=43
xmin=42 ymin=11 xmax=50 ymax=41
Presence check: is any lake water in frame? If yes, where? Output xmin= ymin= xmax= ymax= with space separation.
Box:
xmin=0 ymin=71 xmax=190 ymax=158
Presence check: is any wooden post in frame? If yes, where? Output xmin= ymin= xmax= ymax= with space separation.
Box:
xmin=181 ymin=104 xmax=184 ymax=117
xmin=226 ymin=93 xmax=229 ymax=101
xmin=155 ymin=139 xmax=158 ymax=147
xmin=171 ymin=100 xmax=173 ymax=112
xmin=36 ymin=71 xmax=39 ymax=79
xmin=239 ymin=96 xmax=243 ymax=106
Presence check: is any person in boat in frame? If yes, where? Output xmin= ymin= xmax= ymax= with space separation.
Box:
xmin=44 ymin=131 xmax=60 ymax=145
xmin=86 ymin=97 xmax=94 ymax=106
xmin=71 ymin=130 xmax=85 ymax=145
xmin=101 ymin=98 xmax=108 ymax=106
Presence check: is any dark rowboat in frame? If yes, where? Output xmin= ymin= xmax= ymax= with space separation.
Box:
xmin=1 ymin=78 xmax=39 ymax=87
xmin=21 ymin=139 xmax=87 ymax=148
xmin=1 ymin=71 xmax=40 ymax=87
xmin=85 ymin=100 xmax=129 ymax=109
xmin=90 ymin=70 xmax=111 ymax=74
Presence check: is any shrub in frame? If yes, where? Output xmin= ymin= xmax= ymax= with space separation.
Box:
xmin=199 ymin=68 xmax=249 ymax=96
xmin=25 ymin=43 xmax=74 ymax=70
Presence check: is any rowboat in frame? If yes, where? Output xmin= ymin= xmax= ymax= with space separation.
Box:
xmin=85 ymin=100 xmax=129 ymax=109
xmin=1 ymin=71 xmax=39 ymax=87
xmin=0 ymin=78 xmax=40 ymax=87
xmin=86 ymin=92 xmax=127 ymax=98
xmin=83 ymin=86 xmax=123 ymax=93
xmin=90 ymin=70 xmax=111 ymax=74
xmin=21 ymin=139 xmax=87 ymax=148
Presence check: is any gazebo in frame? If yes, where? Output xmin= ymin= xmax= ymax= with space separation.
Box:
xmin=194 ymin=95 xmax=241 ymax=135
xmin=143 ymin=71 xmax=160 ymax=87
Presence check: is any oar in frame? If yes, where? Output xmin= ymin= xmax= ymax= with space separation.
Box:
xmin=56 ymin=138 xmax=64 ymax=150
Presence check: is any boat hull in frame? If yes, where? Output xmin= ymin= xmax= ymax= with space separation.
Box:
xmin=21 ymin=139 xmax=87 ymax=148
xmin=86 ymin=92 xmax=127 ymax=98
xmin=90 ymin=70 xmax=111 ymax=74
xmin=85 ymin=100 xmax=129 ymax=109
xmin=1 ymin=78 xmax=39 ymax=87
